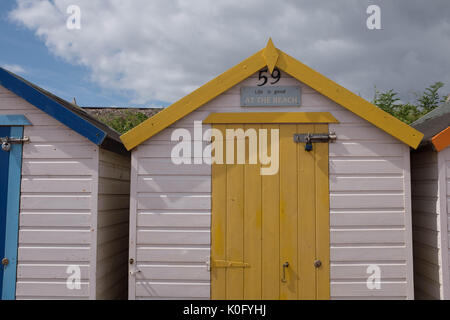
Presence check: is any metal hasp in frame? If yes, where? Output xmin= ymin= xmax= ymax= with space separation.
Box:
xmin=1 ymin=136 xmax=30 ymax=152
xmin=294 ymin=132 xmax=336 ymax=152
xmin=293 ymin=132 xmax=337 ymax=143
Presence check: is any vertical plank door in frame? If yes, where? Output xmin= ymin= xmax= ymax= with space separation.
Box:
xmin=211 ymin=124 xmax=330 ymax=299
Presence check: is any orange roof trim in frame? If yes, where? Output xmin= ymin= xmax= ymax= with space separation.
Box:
xmin=431 ymin=126 xmax=450 ymax=152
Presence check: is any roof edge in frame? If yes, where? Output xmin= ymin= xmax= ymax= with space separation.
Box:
xmin=120 ymin=40 xmax=424 ymax=150
xmin=431 ymin=127 xmax=450 ymax=152
xmin=0 ymin=67 xmax=108 ymax=146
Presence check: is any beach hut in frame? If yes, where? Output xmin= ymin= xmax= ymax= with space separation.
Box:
xmin=410 ymin=102 xmax=450 ymax=299
xmin=0 ymin=68 xmax=130 ymax=300
xmin=120 ymin=39 xmax=423 ymax=300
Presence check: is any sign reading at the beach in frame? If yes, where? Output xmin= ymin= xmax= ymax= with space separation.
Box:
xmin=241 ymin=86 xmax=301 ymax=107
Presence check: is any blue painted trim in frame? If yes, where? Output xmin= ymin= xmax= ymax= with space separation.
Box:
xmin=0 ymin=68 xmax=106 ymax=145
xmin=0 ymin=115 xmax=32 ymax=126
xmin=1 ymin=126 xmax=23 ymax=300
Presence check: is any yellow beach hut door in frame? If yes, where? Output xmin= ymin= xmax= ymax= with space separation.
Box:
xmin=211 ymin=122 xmax=330 ymax=300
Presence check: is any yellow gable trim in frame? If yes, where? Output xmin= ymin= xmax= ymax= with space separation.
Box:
xmin=203 ymin=112 xmax=339 ymax=124
xmin=275 ymin=51 xmax=423 ymax=149
xmin=121 ymin=40 xmax=424 ymax=150
xmin=120 ymin=50 xmax=266 ymax=150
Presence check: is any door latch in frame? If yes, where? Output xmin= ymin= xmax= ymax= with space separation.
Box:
xmin=209 ymin=258 xmax=250 ymax=269
xmin=293 ymin=132 xmax=336 ymax=152
xmin=1 ymin=136 xmax=30 ymax=152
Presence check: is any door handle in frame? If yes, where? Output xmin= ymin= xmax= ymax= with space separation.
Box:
xmin=1 ymin=258 xmax=9 ymax=267
xmin=281 ymin=262 xmax=289 ymax=283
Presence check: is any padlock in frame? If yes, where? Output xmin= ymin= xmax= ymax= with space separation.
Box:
xmin=1 ymin=141 xmax=11 ymax=152
xmin=305 ymin=134 xmax=313 ymax=152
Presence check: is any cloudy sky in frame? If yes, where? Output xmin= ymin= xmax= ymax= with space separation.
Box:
xmin=1 ymin=0 xmax=449 ymax=107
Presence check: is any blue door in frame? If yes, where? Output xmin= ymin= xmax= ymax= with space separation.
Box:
xmin=0 ymin=126 xmax=10 ymax=298
xmin=0 ymin=116 xmax=29 ymax=300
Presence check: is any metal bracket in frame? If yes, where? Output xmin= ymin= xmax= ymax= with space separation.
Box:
xmin=293 ymin=132 xmax=337 ymax=143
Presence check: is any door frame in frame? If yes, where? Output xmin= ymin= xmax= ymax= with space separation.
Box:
xmin=205 ymin=112 xmax=336 ymax=300
xmin=0 ymin=115 xmax=30 ymax=300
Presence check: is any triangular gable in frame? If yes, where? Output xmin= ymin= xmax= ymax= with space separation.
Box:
xmin=0 ymin=67 xmax=128 ymax=154
xmin=120 ymin=39 xmax=423 ymax=150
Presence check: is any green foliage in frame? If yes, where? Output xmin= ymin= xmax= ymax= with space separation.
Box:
xmin=97 ymin=111 xmax=148 ymax=134
xmin=416 ymin=81 xmax=445 ymax=113
xmin=373 ymin=82 xmax=447 ymax=124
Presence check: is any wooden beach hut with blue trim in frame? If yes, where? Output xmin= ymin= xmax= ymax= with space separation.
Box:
xmin=0 ymin=68 xmax=130 ymax=299
xmin=120 ymin=39 xmax=424 ymax=300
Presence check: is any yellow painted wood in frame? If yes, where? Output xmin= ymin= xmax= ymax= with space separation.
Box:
xmin=261 ymin=124 xmax=280 ymax=300
xmin=275 ymin=51 xmax=423 ymax=148
xmin=122 ymin=40 xmax=423 ymax=150
xmin=314 ymin=124 xmax=331 ymax=300
xmin=211 ymin=124 xmax=227 ymax=300
xmin=297 ymin=124 xmax=317 ymax=299
xmin=203 ymin=112 xmax=339 ymax=124
xmin=243 ymin=124 xmax=262 ymax=300
xmin=279 ymin=124 xmax=298 ymax=300
xmin=226 ymin=124 xmax=244 ymax=299
xmin=120 ymin=50 xmax=266 ymax=150
xmin=210 ymin=123 xmax=330 ymax=300
xmin=262 ymin=38 xmax=279 ymax=73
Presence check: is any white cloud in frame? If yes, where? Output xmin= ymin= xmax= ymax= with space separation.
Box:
xmin=1 ymin=64 xmax=27 ymax=74
xmin=8 ymin=0 xmax=450 ymax=104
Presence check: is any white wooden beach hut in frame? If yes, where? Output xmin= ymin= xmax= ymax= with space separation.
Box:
xmin=120 ymin=40 xmax=423 ymax=300
xmin=0 ymin=68 xmax=130 ymax=300
xmin=410 ymin=102 xmax=450 ymax=299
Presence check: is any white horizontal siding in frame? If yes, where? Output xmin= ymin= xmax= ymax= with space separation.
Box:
xmin=410 ymin=148 xmax=442 ymax=299
xmin=95 ymin=149 xmax=130 ymax=299
xmin=441 ymin=147 xmax=450 ymax=298
xmin=328 ymin=126 xmax=412 ymax=299
xmin=0 ymin=85 xmax=96 ymax=300
xmin=130 ymin=70 xmax=412 ymax=300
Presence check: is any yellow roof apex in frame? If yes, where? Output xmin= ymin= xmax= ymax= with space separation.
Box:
xmin=120 ymin=41 xmax=424 ymax=150
xmin=263 ymin=38 xmax=279 ymax=73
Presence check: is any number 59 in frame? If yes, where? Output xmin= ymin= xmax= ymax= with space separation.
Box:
xmin=257 ymin=67 xmax=281 ymax=86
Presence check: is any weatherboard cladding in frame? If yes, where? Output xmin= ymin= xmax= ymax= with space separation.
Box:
xmin=445 ymin=148 xmax=450 ymax=299
xmin=0 ymin=85 xmax=130 ymax=299
xmin=410 ymin=144 xmax=450 ymax=300
xmin=129 ymin=71 xmax=414 ymax=299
